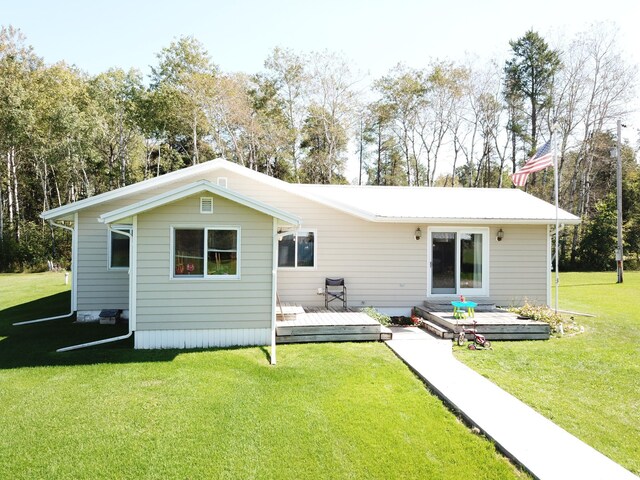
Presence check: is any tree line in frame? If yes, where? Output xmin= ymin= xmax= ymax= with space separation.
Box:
xmin=1 ymin=23 xmax=639 ymax=272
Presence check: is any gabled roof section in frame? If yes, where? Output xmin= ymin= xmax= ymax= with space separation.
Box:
xmin=42 ymin=159 xmax=232 ymax=221
xmin=98 ymin=180 xmax=300 ymax=226
xmin=41 ymin=156 xmax=580 ymax=226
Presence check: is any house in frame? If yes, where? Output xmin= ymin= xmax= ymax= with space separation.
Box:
xmin=41 ymin=159 xmax=580 ymax=358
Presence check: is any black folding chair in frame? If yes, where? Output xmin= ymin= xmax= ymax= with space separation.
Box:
xmin=325 ymin=278 xmax=347 ymax=309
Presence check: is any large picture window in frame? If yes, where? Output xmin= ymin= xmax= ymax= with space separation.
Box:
xmin=278 ymin=230 xmax=315 ymax=268
xmin=109 ymin=227 xmax=131 ymax=269
xmin=173 ymin=227 xmax=239 ymax=278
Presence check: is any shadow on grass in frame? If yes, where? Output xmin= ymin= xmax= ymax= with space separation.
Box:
xmin=0 ymin=291 xmax=250 ymax=370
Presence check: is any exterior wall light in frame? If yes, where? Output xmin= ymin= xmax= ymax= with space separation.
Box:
xmin=497 ymin=228 xmax=504 ymax=242
xmin=414 ymin=227 xmax=422 ymax=241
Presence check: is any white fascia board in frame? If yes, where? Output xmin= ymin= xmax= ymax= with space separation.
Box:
xmin=99 ymin=179 xmax=301 ymax=226
xmin=41 ymin=159 xmax=228 ymax=221
xmin=368 ymin=216 xmax=581 ymax=225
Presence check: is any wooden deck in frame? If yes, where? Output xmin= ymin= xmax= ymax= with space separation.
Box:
xmin=415 ymin=303 xmax=550 ymax=340
xmin=276 ymin=306 xmax=392 ymax=343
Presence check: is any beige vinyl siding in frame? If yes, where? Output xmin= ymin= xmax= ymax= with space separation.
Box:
xmin=73 ymin=164 xmax=550 ymax=315
xmin=209 ymin=168 xmax=550 ymax=308
xmin=212 ymin=170 xmax=429 ymax=308
xmin=135 ymin=194 xmax=273 ymax=330
xmin=74 ymin=170 xmax=242 ymax=313
xmin=76 ymin=207 xmax=129 ymax=311
xmin=489 ymin=224 xmax=548 ymax=306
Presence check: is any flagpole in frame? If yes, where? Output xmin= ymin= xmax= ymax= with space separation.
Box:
xmin=553 ymin=126 xmax=559 ymax=314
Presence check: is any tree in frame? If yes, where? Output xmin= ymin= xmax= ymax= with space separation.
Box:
xmin=418 ymin=62 xmax=467 ymax=186
xmin=0 ymin=26 xmax=42 ymax=240
xmin=299 ymin=104 xmax=347 ymax=184
xmin=504 ymin=30 xmax=562 ymax=155
xmin=362 ymin=100 xmax=405 ymax=185
xmin=374 ymin=65 xmax=426 ymax=185
xmin=264 ymin=47 xmax=308 ymax=180
xmin=578 ymin=195 xmax=617 ymax=270
xmin=150 ymin=36 xmax=218 ymax=166
xmin=299 ymin=51 xmax=359 ymax=183
xmin=88 ymin=68 xmax=145 ymax=189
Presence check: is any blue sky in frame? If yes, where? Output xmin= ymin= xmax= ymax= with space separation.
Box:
xmin=4 ymin=0 xmax=639 ymax=78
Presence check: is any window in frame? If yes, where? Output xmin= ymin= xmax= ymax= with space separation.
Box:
xmin=278 ymin=230 xmax=315 ymax=268
xmin=173 ymin=227 xmax=239 ymax=278
xmin=109 ymin=227 xmax=131 ymax=269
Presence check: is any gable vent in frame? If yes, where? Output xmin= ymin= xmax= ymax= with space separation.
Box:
xmin=217 ymin=177 xmax=228 ymax=188
xmin=200 ymin=197 xmax=214 ymax=214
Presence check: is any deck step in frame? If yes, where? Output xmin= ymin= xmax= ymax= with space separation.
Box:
xmin=380 ymin=325 xmax=393 ymax=341
xmin=277 ymin=324 xmax=382 ymax=336
xmin=277 ymin=333 xmax=385 ymax=344
xmin=413 ymin=305 xmax=550 ymax=341
xmin=418 ymin=318 xmax=455 ymax=339
xmin=276 ymin=305 xmax=305 ymax=321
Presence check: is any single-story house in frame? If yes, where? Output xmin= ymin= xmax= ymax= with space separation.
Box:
xmin=41 ymin=158 xmax=579 ymax=358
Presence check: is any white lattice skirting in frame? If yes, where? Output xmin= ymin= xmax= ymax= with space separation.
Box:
xmin=134 ymin=328 xmax=271 ymax=349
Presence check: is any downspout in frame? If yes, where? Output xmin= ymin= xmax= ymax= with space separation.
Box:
xmin=13 ymin=217 xmax=76 ymax=326
xmin=270 ymin=218 xmax=278 ymax=365
xmin=57 ymin=222 xmax=135 ymax=352
xmin=546 ymin=224 xmax=551 ymax=307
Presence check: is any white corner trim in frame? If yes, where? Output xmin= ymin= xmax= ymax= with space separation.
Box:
xmin=130 ymin=216 xmax=137 ymax=332
xmin=72 ymin=213 xmax=78 ymax=311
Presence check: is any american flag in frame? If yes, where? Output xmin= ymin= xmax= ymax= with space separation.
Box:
xmin=510 ymin=139 xmax=554 ymax=187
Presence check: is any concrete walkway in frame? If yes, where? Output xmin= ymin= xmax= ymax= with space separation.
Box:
xmin=386 ymin=327 xmax=637 ymax=480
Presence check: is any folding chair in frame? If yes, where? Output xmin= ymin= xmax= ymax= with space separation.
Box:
xmin=325 ymin=278 xmax=347 ymax=309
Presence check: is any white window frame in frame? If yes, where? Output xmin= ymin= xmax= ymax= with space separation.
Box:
xmin=107 ymin=225 xmax=132 ymax=270
xmin=277 ymin=229 xmax=317 ymax=270
xmin=427 ymin=227 xmax=489 ymax=297
xmin=170 ymin=225 xmax=241 ymax=280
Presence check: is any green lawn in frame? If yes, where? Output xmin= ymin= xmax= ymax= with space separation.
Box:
xmin=0 ymin=273 xmax=525 ymax=479
xmin=455 ymin=271 xmax=640 ymax=475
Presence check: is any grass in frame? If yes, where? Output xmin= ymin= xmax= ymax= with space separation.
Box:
xmin=0 ymin=272 xmax=526 ymax=479
xmin=455 ymin=271 xmax=640 ymax=475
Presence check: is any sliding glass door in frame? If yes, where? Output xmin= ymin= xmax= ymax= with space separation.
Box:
xmin=428 ymin=228 xmax=488 ymax=296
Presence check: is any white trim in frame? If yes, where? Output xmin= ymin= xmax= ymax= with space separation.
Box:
xmin=427 ymin=227 xmax=490 ymax=298
xmin=170 ymin=225 xmax=241 ymax=280
xmin=130 ymin=216 xmax=137 ymax=332
xmin=276 ymin=229 xmax=318 ymax=270
xmin=366 ymin=217 xmax=581 ymax=225
xmin=107 ymin=224 xmax=132 ymax=270
xmin=42 ymin=159 xmax=228 ymax=221
xmin=134 ymin=328 xmax=271 ymax=349
xmin=99 ymin=179 xmax=300 ymax=226
xmin=72 ymin=213 xmax=78 ymax=311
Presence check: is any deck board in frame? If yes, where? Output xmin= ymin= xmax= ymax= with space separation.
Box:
xmin=276 ymin=306 xmax=386 ymax=343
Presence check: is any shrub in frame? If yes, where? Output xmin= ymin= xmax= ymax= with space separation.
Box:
xmin=361 ymin=307 xmax=391 ymax=326
xmin=510 ymin=303 xmax=583 ymax=336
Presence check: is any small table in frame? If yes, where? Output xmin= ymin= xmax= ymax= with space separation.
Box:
xmin=451 ymin=301 xmax=477 ymax=319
